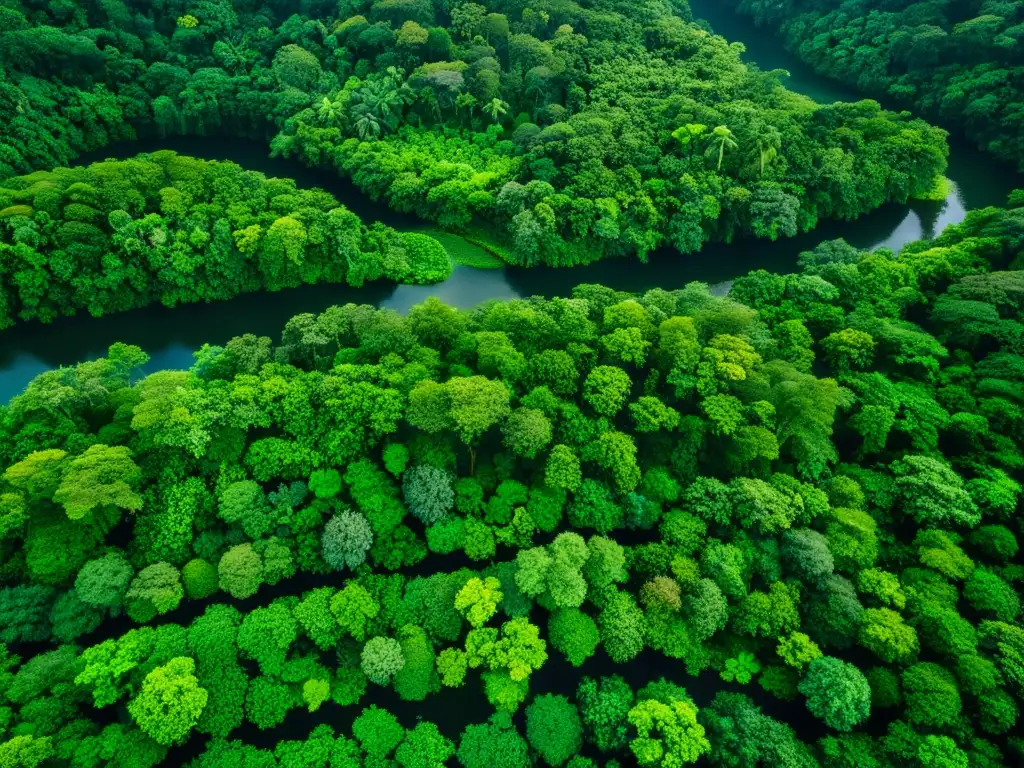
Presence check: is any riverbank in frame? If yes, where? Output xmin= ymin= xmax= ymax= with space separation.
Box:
xmin=1 ymin=12 xmax=1021 ymax=403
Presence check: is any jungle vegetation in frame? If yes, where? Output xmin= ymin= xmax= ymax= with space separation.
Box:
xmin=2 ymin=0 xmax=1024 ymax=767
xmin=0 ymin=196 xmax=1023 ymax=766
xmin=722 ymin=0 xmax=1024 ymax=171
xmin=0 ymin=0 xmax=949 ymax=270
xmin=0 ymin=152 xmax=451 ymax=330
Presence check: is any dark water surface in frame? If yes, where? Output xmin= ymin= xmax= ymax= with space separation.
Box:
xmin=1 ymin=8 xmax=1020 ymax=402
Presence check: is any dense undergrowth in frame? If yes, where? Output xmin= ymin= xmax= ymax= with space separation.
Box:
xmin=721 ymin=0 xmax=1024 ymax=171
xmin=1 ymin=192 xmax=1023 ymax=767
xmin=0 ymin=152 xmax=452 ymax=330
xmin=2 ymin=0 xmax=1024 ymax=767
xmin=0 ymin=0 xmax=948 ymax=267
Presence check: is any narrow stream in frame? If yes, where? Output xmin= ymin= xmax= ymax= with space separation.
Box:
xmin=1 ymin=7 xmax=1019 ymax=403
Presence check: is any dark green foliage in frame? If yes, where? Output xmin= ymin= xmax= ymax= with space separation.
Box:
xmin=525 ymin=694 xmax=583 ymax=766
xmin=799 ymin=657 xmax=871 ymax=732
xmin=458 ymin=714 xmax=530 ymax=768
xmin=577 ymin=676 xmax=634 ymax=753
xmin=721 ymin=0 xmax=1024 ymax=172
xmin=353 ymin=705 xmax=405 ymax=758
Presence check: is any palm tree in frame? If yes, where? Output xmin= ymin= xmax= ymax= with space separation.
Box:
xmin=708 ymin=125 xmax=738 ymax=172
xmin=456 ymin=92 xmax=479 ymax=122
xmin=364 ymin=84 xmax=403 ymax=121
xmin=483 ymin=98 xmax=509 ymax=123
xmin=318 ymin=96 xmax=344 ymax=125
xmin=419 ymin=89 xmax=443 ymax=123
xmin=754 ymin=126 xmax=782 ymax=176
xmin=353 ymin=109 xmax=382 ymax=140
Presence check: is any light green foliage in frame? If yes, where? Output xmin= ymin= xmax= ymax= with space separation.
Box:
xmin=218 ymin=480 xmax=273 ymax=538
xmin=917 ymin=735 xmax=968 ymax=768
xmin=455 ymin=577 xmax=503 ymax=627
xmin=397 ymin=722 xmax=455 ymax=768
xmin=902 ymin=662 xmax=962 ymax=728
xmin=491 ymin=617 xmax=547 ymax=681
xmin=822 ymin=329 xmax=876 ymax=372
xmin=549 ymin=608 xmax=600 ymax=667
xmin=383 ymin=444 xmax=410 ymax=476
xmin=856 ymin=569 xmax=906 ymax=609
xmin=545 ymin=445 xmax=582 ymax=492
xmin=776 ymin=632 xmax=822 ymax=670
xmin=484 ymin=668 xmax=530 ymax=712
xmin=0 ymin=104 xmax=1022 ymax=768
xmin=128 ymin=657 xmax=208 ymax=745
xmin=54 ymin=445 xmax=143 ymax=519
xmin=125 ymin=563 xmax=183 ymax=623
xmin=181 ymin=559 xmax=219 ymax=600
xmin=361 ymin=636 xmax=405 ymax=685
xmin=583 ymin=367 xmax=632 ymax=417
xmin=858 ymin=608 xmax=920 ymax=664
xmin=892 ymin=456 xmax=980 ymax=528
xmin=294 ymin=588 xmax=341 ymax=650
xmin=331 ymin=582 xmax=380 ymax=642
xmin=0 ymin=735 xmax=54 ymax=767
xmin=393 ymin=624 xmax=436 ymax=701
xmin=599 ymin=591 xmax=645 ymax=663
xmin=721 ymin=653 xmax=761 ymax=684
xmin=627 ymin=697 xmax=710 ymax=767
xmin=438 ymin=647 xmax=468 ymax=687
xmin=246 ymin=675 xmax=294 ymax=730
xmin=237 ymin=602 xmax=297 ymax=676
xmin=309 ymin=469 xmax=342 ymax=499
xmin=217 ymin=544 xmax=262 ymax=600
xmin=964 ymin=568 xmax=1020 ymax=621
xmin=302 ymin=679 xmax=330 ymax=712
xmin=503 ymin=408 xmax=553 ymax=458
xmin=515 ymin=533 xmax=590 ymax=609
xmin=4 ymin=450 xmax=67 ymax=501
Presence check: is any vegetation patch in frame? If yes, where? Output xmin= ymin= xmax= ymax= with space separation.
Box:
xmin=0 ymin=154 xmax=449 ymax=330
xmin=422 ymin=230 xmax=506 ymax=270
xmin=1 ymin=195 xmax=1023 ymax=767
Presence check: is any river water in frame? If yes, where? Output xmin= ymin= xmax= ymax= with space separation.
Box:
xmin=0 ymin=4 xmax=1019 ymax=402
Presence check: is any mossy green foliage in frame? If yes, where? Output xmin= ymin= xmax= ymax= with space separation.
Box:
xmin=721 ymin=0 xmax=1024 ymax=172
xmin=421 ymin=230 xmax=506 ymax=269
xmin=0 ymin=154 xmax=449 ymax=330
xmin=4 ymin=199 xmax=1024 ymax=763
xmin=0 ymin=0 xmax=946 ymax=272
xmin=0 ymin=0 xmax=1022 ymax=761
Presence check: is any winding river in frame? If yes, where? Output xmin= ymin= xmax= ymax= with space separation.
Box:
xmin=0 ymin=3 xmax=1019 ymax=402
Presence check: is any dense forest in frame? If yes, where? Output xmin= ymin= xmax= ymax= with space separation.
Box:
xmin=3 ymin=0 xmax=1024 ymax=767
xmin=0 ymin=152 xmax=451 ymax=329
xmin=722 ymin=0 xmax=1024 ymax=170
xmin=0 ymin=0 xmax=949 ymax=268
xmin=1 ymin=194 xmax=1024 ymax=766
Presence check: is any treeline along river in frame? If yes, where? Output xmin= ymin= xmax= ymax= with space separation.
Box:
xmin=0 ymin=3 xmax=1019 ymax=402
